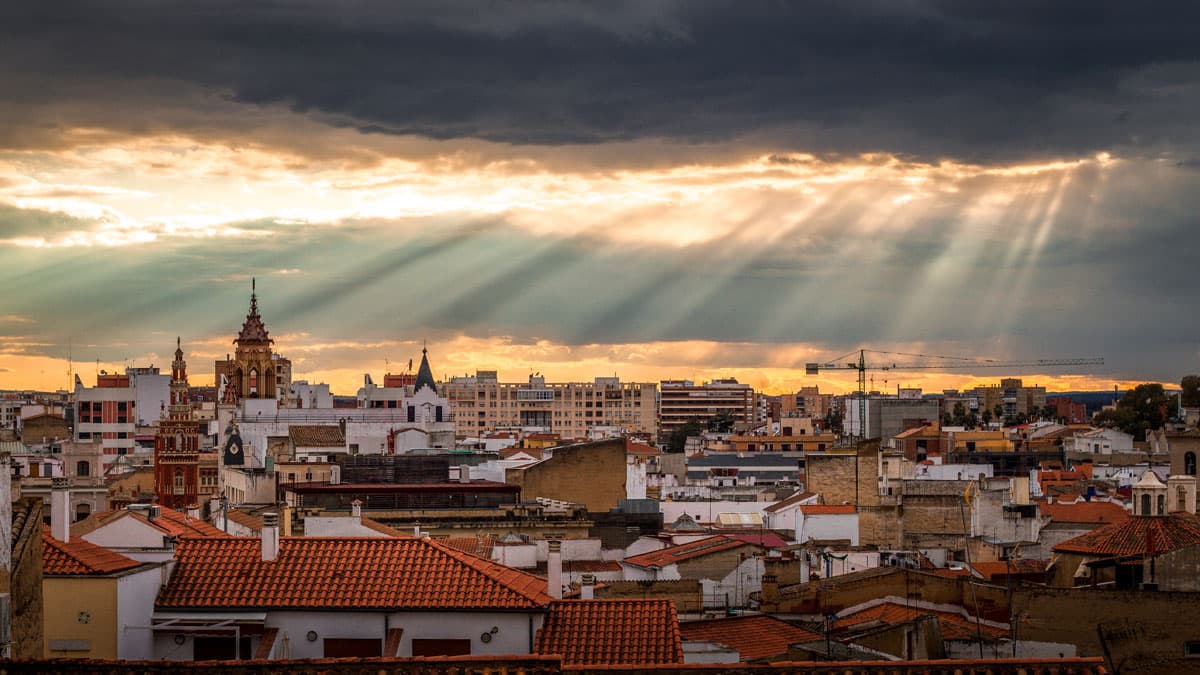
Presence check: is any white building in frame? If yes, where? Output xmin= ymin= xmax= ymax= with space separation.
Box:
xmin=1070 ymin=428 xmax=1134 ymax=455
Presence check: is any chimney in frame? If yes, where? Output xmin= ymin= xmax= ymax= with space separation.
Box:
xmin=580 ymin=574 xmax=595 ymax=600
xmin=262 ymin=512 xmax=279 ymax=561
xmin=51 ymin=476 xmax=70 ymax=542
xmin=458 ymin=465 xmax=471 ymax=484
xmin=547 ymin=540 xmax=563 ymax=599
xmin=149 ymin=505 xmax=161 ymax=522
xmin=280 ymin=505 xmax=293 ymax=536
xmin=329 ymin=465 xmax=341 ymax=485
xmin=351 ymin=499 xmax=362 ymax=519
xmin=187 ymin=504 xmax=201 ymax=520
xmin=209 ymin=493 xmax=221 ymax=517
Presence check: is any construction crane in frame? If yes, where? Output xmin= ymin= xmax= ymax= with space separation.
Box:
xmin=805 ymin=349 xmax=1104 ymax=441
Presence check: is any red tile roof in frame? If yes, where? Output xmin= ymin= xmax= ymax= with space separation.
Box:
xmin=288 ymin=424 xmax=345 ymax=447
xmin=622 ymin=536 xmax=752 ymax=569
xmin=156 ymin=537 xmax=553 ymax=610
xmin=1053 ymin=512 xmax=1200 ymax=557
xmin=1038 ymin=499 xmax=1129 ymax=525
xmin=438 ymin=535 xmax=497 ymax=559
xmin=763 ymin=491 xmax=817 ymax=513
xmin=625 ymin=439 xmax=662 ymax=456
xmin=73 ymin=505 xmax=230 ymax=540
xmin=360 ymin=518 xmax=411 ymax=538
xmin=800 ymin=504 xmax=857 ymax=515
xmin=678 ymin=614 xmax=822 ymax=661
xmin=535 ymin=599 xmax=683 ymax=666
xmin=726 ymin=533 xmax=790 ymax=548
xmin=42 ymin=527 xmax=141 ymax=576
xmin=837 ymin=602 xmax=1008 ymax=641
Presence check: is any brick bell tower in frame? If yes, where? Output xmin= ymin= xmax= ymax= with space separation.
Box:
xmin=155 ymin=337 xmax=199 ymax=509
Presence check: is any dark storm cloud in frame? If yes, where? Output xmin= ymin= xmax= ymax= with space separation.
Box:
xmin=3 ymin=1 xmax=1200 ymax=161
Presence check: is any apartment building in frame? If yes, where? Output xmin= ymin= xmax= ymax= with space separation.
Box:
xmin=74 ymin=369 xmax=169 ymax=464
xmin=658 ymin=378 xmax=755 ymax=434
xmin=780 ymin=386 xmax=831 ymax=420
xmin=441 ymin=372 xmax=657 ymax=439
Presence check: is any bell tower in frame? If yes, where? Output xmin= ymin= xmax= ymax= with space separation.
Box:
xmin=154 ymin=338 xmax=200 ymax=509
xmin=215 ymin=279 xmax=290 ymax=403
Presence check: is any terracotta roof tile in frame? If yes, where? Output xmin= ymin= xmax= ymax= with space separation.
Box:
xmin=360 ymin=518 xmax=411 ymax=538
xmin=156 ymin=536 xmax=553 ymax=610
xmin=74 ymin=505 xmax=230 ymax=540
xmin=288 ymin=425 xmax=345 ymax=447
xmin=678 ymin=614 xmax=821 ymax=661
xmin=726 ymin=533 xmax=790 ymax=548
xmin=1038 ymin=499 xmax=1129 ymax=525
xmin=42 ymin=527 xmax=141 ymax=576
xmin=622 ymin=536 xmax=752 ymax=569
xmin=763 ymin=491 xmax=817 ymax=513
xmin=970 ymin=560 xmax=1048 ymax=580
xmin=1053 ymin=512 xmax=1200 ymax=557
xmin=438 ymin=535 xmax=497 ymax=559
xmin=535 ymin=599 xmax=683 ymax=666
xmin=837 ymin=602 xmax=1007 ymax=641
xmin=800 ymin=504 xmax=857 ymax=515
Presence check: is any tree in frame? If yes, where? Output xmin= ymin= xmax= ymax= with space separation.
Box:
xmin=706 ymin=410 xmax=736 ymax=433
xmin=981 ymin=409 xmax=993 ymax=425
xmin=952 ymin=402 xmax=966 ymax=426
xmin=823 ymin=409 xmax=844 ymax=435
xmin=1182 ymin=375 xmax=1200 ymax=408
xmin=1093 ymin=383 xmax=1174 ymax=441
xmin=993 ymin=404 xmax=1004 ymax=422
xmin=666 ymin=420 xmax=704 ymax=453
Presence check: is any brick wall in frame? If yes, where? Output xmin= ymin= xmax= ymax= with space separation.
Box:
xmin=805 ymin=454 xmax=858 ymax=505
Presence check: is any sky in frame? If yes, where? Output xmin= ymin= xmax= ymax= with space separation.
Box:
xmin=1 ymin=2 xmax=1198 ymax=396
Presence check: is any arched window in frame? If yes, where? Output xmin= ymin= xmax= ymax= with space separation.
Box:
xmin=1141 ymin=494 xmax=1151 ymax=515
xmin=1185 ymin=452 xmax=1197 ymax=476
xmin=249 ymin=369 xmax=259 ymax=397
xmin=1179 ymin=486 xmax=1188 ymax=513
xmin=1157 ymin=494 xmax=1166 ymax=515
xmin=174 ymin=469 xmax=184 ymax=495
xmin=76 ymin=460 xmax=90 ymax=477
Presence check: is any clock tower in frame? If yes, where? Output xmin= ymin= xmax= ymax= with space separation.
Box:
xmin=154 ymin=338 xmax=200 ymax=509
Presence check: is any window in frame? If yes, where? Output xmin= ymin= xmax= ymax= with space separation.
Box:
xmin=1158 ymin=494 xmax=1166 ymax=515
xmin=174 ymin=469 xmax=184 ymax=495
xmin=75 ymin=503 xmax=91 ymax=521
xmin=1186 ymin=452 xmax=1197 ymax=476
xmin=1141 ymin=494 xmax=1151 ymax=515
xmin=76 ymin=461 xmax=90 ymax=477
xmin=412 ymin=639 xmax=471 ymax=657
xmin=407 ymin=406 xmax=416 ymax=423
xmin=324 ymin=638 xmax=382 ymax=658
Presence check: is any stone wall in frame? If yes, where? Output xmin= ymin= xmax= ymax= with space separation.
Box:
xmin=505 ymin=440 xmax=628 ymax=513
xmin=592 ymin=579 xmax=704 ymax=614
xmin=805 ymin=454 xmax=858 ymax=505
xmin=9 ymin=498 xmax=43 ymax=659
xmin=1013 ymin=587 xmax=1200 ymax=673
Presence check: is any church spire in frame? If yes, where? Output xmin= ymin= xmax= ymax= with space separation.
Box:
xmin=236 ymin=278 xmax=272 ymax=344
xmin=415 ymin=343 xmax=437 ymax=394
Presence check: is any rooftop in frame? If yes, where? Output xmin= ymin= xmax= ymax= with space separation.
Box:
xmin=1053 ymin=511 xmax=1200 ymax=557
xmin=534 ymin=599 xmax=683 ymax=666
xmin=288 ymin=424 xmax=346 ymax=447
xmin=42 ymin=527 xmax=142 ymax=576
xmin=1038 ymin=499 xmax=1129 ymax=526
xmin=73 ymin=505 xmax=230 ymax=540
xmin=763 ymin=490 xmax=818 ymax=513
xmin=837 ymin=601 xmax=1008 ymax=641
xmin=678 ymin=614 xmax=822 ymax=661
xmin=157 ymin=536 xmax=553 ymax=610
xmin=800 ymin=504 xmax=857 ymax=515
xmin=623 ymin=535 xmax=753 ymax=569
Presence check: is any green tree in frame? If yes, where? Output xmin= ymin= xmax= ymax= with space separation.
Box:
xmin=1093 ymin=383 xmax=1174 ymax=441
xmin=706 ymin=410 xmax=737 ymax=433
xmin=981 ymin=409 xmax=993 ymax=425
xmin=952 ymin=402 xmax=966 ymax=426
xmin=993 ymin=404 xmax=1004 ymax=423
xmin=666 ymin=419 xmax=705 ymax=453
xmin=1182 ymin=375 xmax=1200 ymax=408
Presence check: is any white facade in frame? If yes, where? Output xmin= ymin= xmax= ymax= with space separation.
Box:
xmin=1070 ymin=428 xmax=1134 ymax=455
xmin=304 ymin=515 xmax=392 ymax=537
xmin=116 ymin=565 xmax=167 ymax=659
xmin=154 ymin=609 xmax=544 ymax=660
xmin=290 ymin=381 xmax=333 ymax=409
xmin=797 ymin=511 xmax=860 ymax=545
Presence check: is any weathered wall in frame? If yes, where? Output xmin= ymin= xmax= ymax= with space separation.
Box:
xmin=1013 ymin=587 xmax=1200 ymax=674
xmin=592 ymin=579 xmax=704 ymax=615
xmin=857 ymin=505 xmax=901 ymax=548
xmin=43 ymin=577 xmax=118 ymax=658
xmin=10 ymin=498 xmax=44 ymax=659
xmin=674 ymin=543 xmax=760 ymax=582
xmin=1146 ymin=542 xmax=1200 ymax=591
xmin=506 ymin=440 xmax=627 ymax=513
xmin=805 ymin=454 xmax=858 ymax=505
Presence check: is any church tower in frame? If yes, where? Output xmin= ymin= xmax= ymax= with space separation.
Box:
xmin=216 ymin=279 xmax=290 ymax=403
xmin=155 ymin=338 xmax=200 ymax=509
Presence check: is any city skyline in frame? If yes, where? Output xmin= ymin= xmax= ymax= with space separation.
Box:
xmin=3 ymin=3 xmax=1198 ymax=394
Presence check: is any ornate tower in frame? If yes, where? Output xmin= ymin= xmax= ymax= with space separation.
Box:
xmin=215 ymin=279 xmax=290 ymax=403
xmin=155 ymin=338 xmax=200 ymax=509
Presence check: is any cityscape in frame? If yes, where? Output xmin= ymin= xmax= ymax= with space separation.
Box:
xmin=3 ymin=3 xmax=1200 ymax=674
